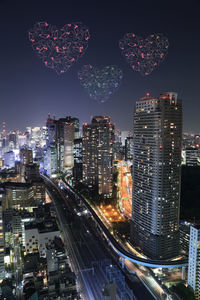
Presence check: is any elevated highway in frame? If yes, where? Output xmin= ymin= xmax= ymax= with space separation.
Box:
xmin=42 ymin=174 xmax=188 ymax=269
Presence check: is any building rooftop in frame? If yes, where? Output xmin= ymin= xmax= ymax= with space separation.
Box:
xmin=25 ymin=219 xmax=59 ymax=233
xmin=192 ymin=224 xmax=200 ymax=230
xmin=1 ymin=181 xmax=32 ymax=189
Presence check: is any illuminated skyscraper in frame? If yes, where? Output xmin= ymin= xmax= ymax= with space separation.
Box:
xmin=4 ymin=151 xmax=15 ymax=168
xmin=46 ymin=115 xmax=57 ymax=147
xmin=46 ymin=115 xmax=79 ymax=173
xmin=63 ymin=122 xmax=74 ymax=170
xmin=188 ymin=225 xmax=200 ymax=300
xmin=20 ymin=149 xmax=33 ymax=165
xmin=57 ymin=116 xmax=77 ymax=172
xmin=131 ymin=92 xmax=182 ymax=259
xmin=73 ymin=138 xmax=83 ymax=181
xmin=82 ymin=116 xmax=114 ymax=197
xmin=44 ymin=146 xmax=58 ymax=177
xmin=1 ymin=122 xmax=6 ymax=149
xmin=125 ymin=136 xmax=134 ymax=162
xmin=8 ymin=132 xmax=17 ymax=150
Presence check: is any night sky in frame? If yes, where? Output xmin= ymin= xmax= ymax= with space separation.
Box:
xmin=0 ymin=0 xmax=200 ymax=132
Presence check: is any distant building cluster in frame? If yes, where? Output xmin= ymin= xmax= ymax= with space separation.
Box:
xmin=0 ymin=116 xmax=134 ymax=199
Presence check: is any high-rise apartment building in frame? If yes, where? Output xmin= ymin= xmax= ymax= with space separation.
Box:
xmin=188 ymin=225 xmax=200 ymax=299
xmin=131 ymin=92 xmax=182 ymax=259
xmin=82 ymin=116 xmax=114 ymax=197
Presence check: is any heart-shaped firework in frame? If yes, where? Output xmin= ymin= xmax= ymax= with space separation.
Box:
xmin=29 ymin=22 xmax=90 ymax=74
xmin=119 ymin=33 xmax=169 ymax=76
xmin=78 ymin=65 xmax=123 ymax=103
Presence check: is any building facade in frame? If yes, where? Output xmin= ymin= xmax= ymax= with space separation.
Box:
xmin=185 ymin=148 xmax=200 ymax=166
xmin=131 ymin=92 xmax=182 ymax=259
xmin=73 ymin=138 xmax=83 ymax=181
xmin=25 ymin=221 xmax=60 ymax=257
xmin=188 ymin=225 xmax=200 ymax=299
xmin=82 ymin=116 xmax=114 ymax=197
xmin=125 ymin=136 xmax=134 ymax=162
xmin=20 ymin=149 xmax=33 ymax=165
xmin=4 ymin=151 xmax=15 ymax=169
xmin=46 ymin=115 xmax=79 ymax=174
xmin=43 ymin=146 xmax=58 ymax=177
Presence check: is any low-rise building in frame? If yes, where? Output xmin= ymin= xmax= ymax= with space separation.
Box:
xmin=25 ymin=219 xmax=60 ymax=257
xmin=186 ymin=148 xmax=200 ymax=166
xmin=2 ymin=182 xmax=35 ymax=210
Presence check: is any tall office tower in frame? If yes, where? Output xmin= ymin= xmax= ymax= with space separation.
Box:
xmin=25 ymin=127 xmax=31 ymax=148
xmin=18 ymin=134 xmax=27 ymax=148
xmin=45 ymin=116 xmax=58 ymax=175
xmin=73 ymin=138 xmax=83 ymax=181
xmin=41 ymin=126 xmax=48 ymax=147
xmin=46 ymin=115 xmax=79 ymax=173
xmin=20 ymin=149 xmax=33 ymax=165
xmin=121 ymin=130 xmax=131 ymax=146
xmin=56 ymin=116 xmax=77 ymax=172
xmin=125 ymin=136 xmax=134 ymax=162
xmin=44 ymin=146 xmax=58 ymax=177
xmin=1 ymin=122 xmax=6 ymax=150
xmin=115 ymin=129 xmax=122 ymax=143
xmin=4 ymin=151 xmax=15 ymax=168
xmin=46 ymin=115 xmax=57 ymax=147
xmin=64 ymin=122 xmax=74 ymax=170
xmin=131 ymin=92 xmax=182 ymax=259
xmin=71 ymin=117 xmax=80 ymax=139
xmin=31 ymin=127 xmax=42 ymax=147
xmin=82 ymin=116 xmax=114 ymax=197
xmin=8 ymin=132 xmax=17 ymax=150
xmin=188 ymin=225 xmax=200 ymax=300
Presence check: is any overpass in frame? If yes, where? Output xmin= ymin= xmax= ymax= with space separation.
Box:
xmin=42 ymin=174 xmax=188 ymax=269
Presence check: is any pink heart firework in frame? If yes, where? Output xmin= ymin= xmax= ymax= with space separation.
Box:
xmin=119 ymin=33 xmax=169 ymax=76
xmin=29 ymin=22 xmax=90 ymax=74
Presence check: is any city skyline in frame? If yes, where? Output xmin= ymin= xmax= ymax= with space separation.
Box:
xmin=0 ymin=0 xmax=200 ymax=132
xmin=1 ymin=1 xmax=200 ymax=298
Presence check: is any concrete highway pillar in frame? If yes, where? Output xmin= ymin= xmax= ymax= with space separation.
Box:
xmin=121 ymin=257 xmax=125 ymax=269
xmin=182 ymin=266 xmax=187 ymax=280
